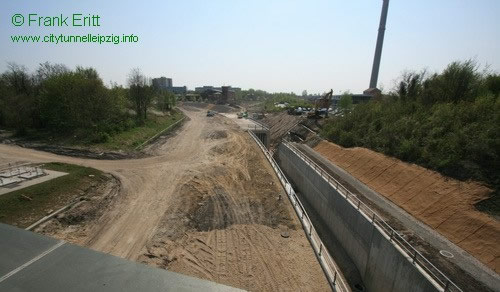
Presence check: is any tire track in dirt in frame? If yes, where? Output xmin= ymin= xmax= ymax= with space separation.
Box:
xmin=134 ymin=113 xmax=330 ymax=291
xmin=0 ymin=105 xmax=330 ymax=291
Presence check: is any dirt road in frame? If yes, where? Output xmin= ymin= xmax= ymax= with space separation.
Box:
xmin=0 ymin=106 xmax=329 ymax=291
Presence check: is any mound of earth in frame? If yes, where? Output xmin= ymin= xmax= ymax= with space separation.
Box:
xmin=138 ymin=127 xmax=329 ymax=291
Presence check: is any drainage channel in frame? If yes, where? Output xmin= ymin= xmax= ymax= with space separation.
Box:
xmin=282 ymin=141 xmax=463 ymax=292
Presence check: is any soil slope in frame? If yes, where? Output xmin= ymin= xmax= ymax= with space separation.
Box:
xmin=314 ymin=140 xmax=499 ymax=273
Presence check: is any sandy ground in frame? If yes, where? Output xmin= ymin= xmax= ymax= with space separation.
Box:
xmin=0 ymin=106 xmax=329 ymax=291
xmin=313 ymin=140 xmax=500 ymax=273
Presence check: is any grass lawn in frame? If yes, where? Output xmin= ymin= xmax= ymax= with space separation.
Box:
xmin=92 ymin=110 xmax=184 ymax=151
xmin=0 ymin=162 xmax=107 ymax=228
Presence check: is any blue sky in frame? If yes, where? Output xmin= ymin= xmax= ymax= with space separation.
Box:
xmin=1 ymin=0 xmax=499 ymax=94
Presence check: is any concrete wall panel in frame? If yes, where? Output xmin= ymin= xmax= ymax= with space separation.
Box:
xmin=277 ymin=144 xmax=439 ymax=292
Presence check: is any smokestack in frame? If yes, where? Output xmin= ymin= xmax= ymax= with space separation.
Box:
xmin=369 ymin=0 xmax=390 ymax=89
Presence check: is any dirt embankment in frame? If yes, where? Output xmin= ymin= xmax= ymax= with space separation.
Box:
xmin=138 ymin=125 xmax=329 ymax=291
xmin=34 ymin=174 xmax=120 ymax=245
xmin=0 ymin=141 xmax=144 ymax=160
xmin=314 ymin=140 xmax=500 ymax=273
xmin=261 ymin=112 xmax=303 ymax=147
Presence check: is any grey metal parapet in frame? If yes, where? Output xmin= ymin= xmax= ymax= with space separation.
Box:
xmin=0 ymin=223 xmax=244 ymax=292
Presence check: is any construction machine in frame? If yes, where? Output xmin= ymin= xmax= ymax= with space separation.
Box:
xmin=307 ymin=89 xmax=333 ymax=119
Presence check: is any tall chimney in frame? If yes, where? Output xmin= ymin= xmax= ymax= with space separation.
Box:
xmin=369 ymin=0 xmax=390 ymax=89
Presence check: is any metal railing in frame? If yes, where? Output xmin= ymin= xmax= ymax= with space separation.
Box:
xmin=247 ymin=117 xmax=270 ymax=130
xmin=283 ymin=141 xmax=463 ymax=292
xmin=245 ymin=124 xmax=269 ymax=132
xmin=248 ymin=131 xmax=350 ymax=292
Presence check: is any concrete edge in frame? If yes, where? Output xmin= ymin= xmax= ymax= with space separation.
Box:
xmin=297 ymin=143 xmax=500 ymax=292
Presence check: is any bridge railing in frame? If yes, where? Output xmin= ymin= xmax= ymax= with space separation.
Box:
xmin=245 ymin=123 xmax=269 ymax=132
xmin=283 ymin=141 xmax=463 ymax=292
xmin=248 ymin=131 xmax=350 ymax=292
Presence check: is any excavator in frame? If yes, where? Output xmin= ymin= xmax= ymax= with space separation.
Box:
xmin=307 ymin=89 xmax=333 ymax=119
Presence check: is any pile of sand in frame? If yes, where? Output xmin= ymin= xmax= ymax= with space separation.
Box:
xmin=314 ymin=140 xmax=499 ymax=273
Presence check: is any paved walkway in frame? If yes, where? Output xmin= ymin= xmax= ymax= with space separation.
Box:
xmin=0 ymin=170 xmax=68 ymax=196
xmin=0 ymin=223 xmax=242 ymax=291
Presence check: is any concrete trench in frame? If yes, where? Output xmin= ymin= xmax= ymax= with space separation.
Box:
xmin=275 ymin=142 xmax=446 ymax=292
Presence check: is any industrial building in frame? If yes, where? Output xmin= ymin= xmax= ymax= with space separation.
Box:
xmin=331 ymin=93 xmax=373 ymax=107
xmin=194 ymin=86 xmax=241 ymax=94
xmin=152 ymin=77 xmax=187 ymax=95
xmin=196 ymin=86 xmax=239 ymax=104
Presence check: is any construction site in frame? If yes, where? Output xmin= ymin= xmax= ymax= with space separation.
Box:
xmin=1 ymin=1 xmax=499 ymax=292
xmin=1 ymin=101 xmax=498 ymax=292
xmin=0 ymin=104 xmax=330 ymax=291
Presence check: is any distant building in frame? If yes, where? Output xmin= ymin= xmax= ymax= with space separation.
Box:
xmin=195 ymin=85 xmax=240 ymax=104
xmin=195 ymin=86 xmax=215 ymax=93
xmin=195 ymin=86 xmax=241 ymax=94
xmin=168 ymin=86 xmax=187 ymax=95
xmin=332 ymin=94 xmax=373 ymax=107
xmin=363 ymin=88 xmax=382 ymax=97
xmin=152 ymin=77 xmax=186 ymax=95
xmin=152 ymin=77 xmax=172 ymax=90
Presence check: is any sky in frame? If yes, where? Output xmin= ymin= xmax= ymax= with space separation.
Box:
xmin=1 ymin=0 xmax=499 ymax=94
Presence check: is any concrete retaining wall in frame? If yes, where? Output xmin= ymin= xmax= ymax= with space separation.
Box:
xmin=277 ymin=143 xmax=440 ymax=292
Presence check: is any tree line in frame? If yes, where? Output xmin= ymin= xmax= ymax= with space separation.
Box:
xmin=0 ymin=62 xmax=176 ymax=143
xmin=321 ymin=60 xmax=500 ymax=209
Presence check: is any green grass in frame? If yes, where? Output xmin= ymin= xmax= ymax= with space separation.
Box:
xmin=0 ymin=162 xmax=107 ymax=228
xmin=91 ymin=110 xmax=184 ymax=151
xmin=13 ymin=110 xmax=185 ymax=152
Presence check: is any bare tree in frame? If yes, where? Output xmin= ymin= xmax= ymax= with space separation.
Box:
xmin=35 ymin=62 xmax=69 ymax=85
xmin=127 ymin=68 xmax=151 ymax=122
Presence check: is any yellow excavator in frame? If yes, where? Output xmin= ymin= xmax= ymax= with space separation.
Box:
xmin=307 ymin=89 xmax=333 ymax=119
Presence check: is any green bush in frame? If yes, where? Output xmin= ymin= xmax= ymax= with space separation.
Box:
xmin=90 ymin=132 xmax=110 ymax=143
xmin=321 ymin=61 xmax=500 ymax=207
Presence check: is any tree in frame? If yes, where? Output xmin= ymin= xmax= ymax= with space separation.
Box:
xmin=127 ymin=68 xmax=152 ymax=123
xmin=485 ymin=74 xmax=500 ymax=96
xmin=0 ymin=63 xmax=36 ymax=133
xmin=39 ymin=68 xmax=119 ymax=134
xmin=35 ymin=62 xmax=69 ymax=85
xmin=396 ymin=71 xmax=425 ymax=102
xmin=302 ymin=90 xmax=308 ymax=97
xmin=156 ymin=90 xmax=176 ymax=112
xmin=423 ymin=60 xmax=481 ymax=103
xmin=338 ymin=92 xmax=353 ymax=112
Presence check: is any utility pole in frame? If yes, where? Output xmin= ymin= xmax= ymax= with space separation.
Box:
xmin=369 ymin=0 xmax=390 ymax=89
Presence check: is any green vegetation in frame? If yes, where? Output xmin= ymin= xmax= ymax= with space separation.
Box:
xmin=0 ymin=163 xmax=107 ymax=228
xmin=94 ymin=110 xmax=183 ymax=150
xmin=321 ymin=60 xmax=500 ymax=214
xmin=0 ymin=62 xmax=178 ymax=148
xmin=262 ymin=93 xmax=313 ymax=112
xmin=233 ymin=88 xmax=313 ymax=112
xmin=338 ymin=92 xmax=353 ymax=112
